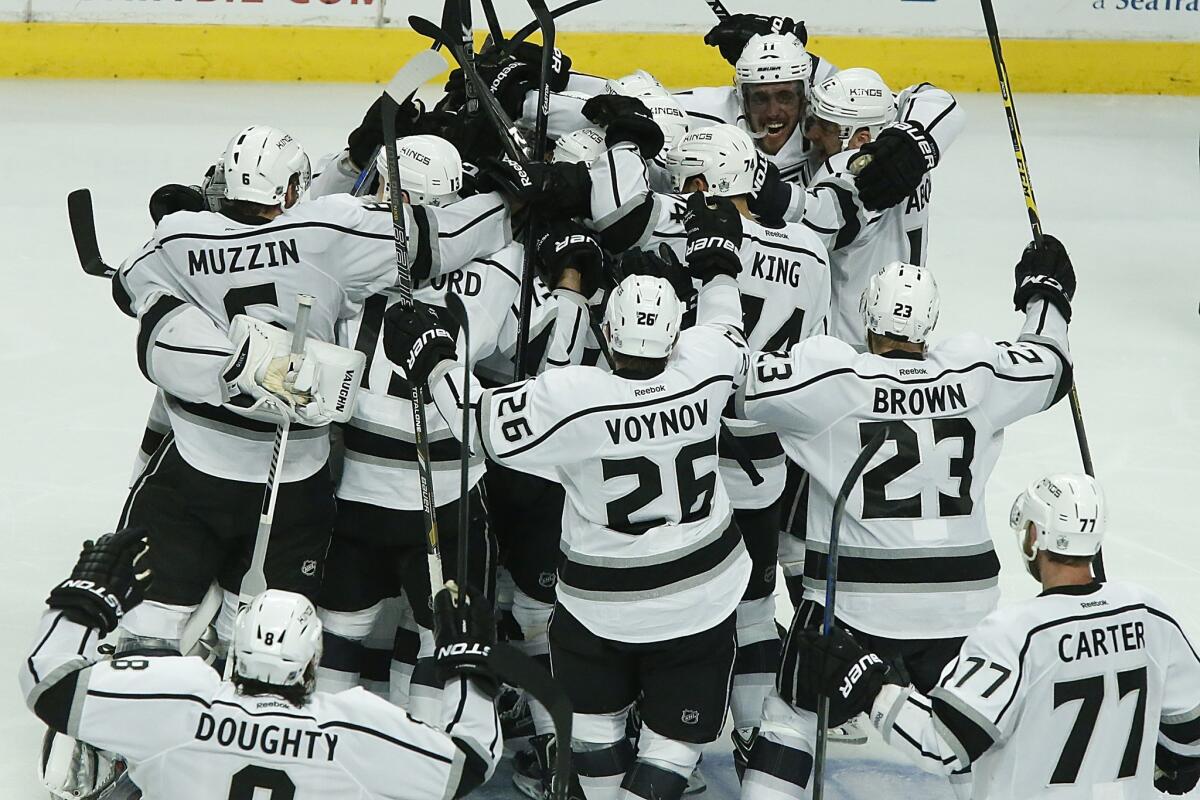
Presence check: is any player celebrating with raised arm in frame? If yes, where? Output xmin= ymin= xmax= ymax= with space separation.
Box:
xmin=19 ymin=529 xmax=503 ymax=800
xmin=791 ymin=473 xmax=1200 ymax=799
xmin=732 ymin=237 xmax=1079 ymax=799
xmin=383 ymin=199 xmax=752 ymax=800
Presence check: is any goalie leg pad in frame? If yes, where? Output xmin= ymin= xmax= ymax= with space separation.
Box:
xmin=40 ymin=730 xmax=121 ymax=800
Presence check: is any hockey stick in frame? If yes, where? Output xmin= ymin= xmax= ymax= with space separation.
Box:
xmin=703 ymin=0 xmax=730 ymax=20
xmin=442 ymin=292 xmax=474 ymax=591
xmin=978 ymin=0 xmax=1103 ymax=580
xmin=480 ymin=0 xmax=505 ymax=49
xmin=409 ymin=14 xmax=529 ymax=162
xmin=382 ymin=56 xmax=453 ymax=594
xmin=512 ymin=0 xmax=555 ymax=380
xmin=502 ymin=0 xmax=600 ymax=54
xmin=811 ymin=427 xmax=888 ymax=800
xmin=67 ymin=189 xmax=116 ymax=278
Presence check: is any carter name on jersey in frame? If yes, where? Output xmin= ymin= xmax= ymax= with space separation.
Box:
xmin=872 ymin=383 xmax=967 ymax=415
xmin=186 ymin=238 xmax=300 ymax=276
xmin=1058 ymin=620 xmax=1146 ymax=663
xmin=194 ymin=712 xmax=340 ymax=761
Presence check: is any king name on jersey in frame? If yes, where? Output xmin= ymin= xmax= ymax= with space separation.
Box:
xmin=194 ymin=712 xmax=339 ymax=761
xmin=605 ymin=397 xmax=710 ymax=444
xmin=186 ymin=238 xmax=300 ymax=276
xmin=750 ymin=250 xmax=808 ymax=287
xmin=872 ymin=380 xmax=967 ymax=415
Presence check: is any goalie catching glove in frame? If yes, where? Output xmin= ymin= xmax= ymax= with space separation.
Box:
xmin=224 ymin=315 xmax=366 ymax=425
xmin=46 ymin=528 xmax=152 ymax=635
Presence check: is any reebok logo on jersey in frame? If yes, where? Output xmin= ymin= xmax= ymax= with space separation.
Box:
xmin=604 ymin=399 xmax=709 ymax=444
xmin=633 ymin=384 xmax=666 ymax=397
xmin=839 ymin=652 xmax=884 ymax=699
xmin=898 ymin=367 xmax=927 ymax=376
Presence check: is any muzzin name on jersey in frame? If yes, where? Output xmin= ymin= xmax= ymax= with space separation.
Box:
xmin=186 ymin=238 xmax=300 ymax=276
xmin=194 ymin=713 xmax=339 ymax=761
xmin=605 ymin=399 xmax=710 ymax=444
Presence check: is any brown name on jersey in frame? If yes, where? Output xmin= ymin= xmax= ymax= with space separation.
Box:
xmin=1058 ymin=621 xmax=1145 ymax=663
xmin=872 ymin=383 xmax=966 ymax=416
xmin=186 ymin=238 xmax=300 ymax=276
xmin=194 ymin=712 xmax=339 ymax=761
xmin=604 ymin=399 xmax=710 ymax=444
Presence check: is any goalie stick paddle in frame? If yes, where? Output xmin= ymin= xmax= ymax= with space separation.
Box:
xmin=978 ymin=0 xmax=1103 ymax=581
xmin=811 ymin=426 xmax=888 ymax=800
xmin=67 ymin=189 xmax=115 ymax=278
xmin=512 ymin=0 xmax=555 ymax=380
xmin=382 ymin=56 xmax=451 ymax=593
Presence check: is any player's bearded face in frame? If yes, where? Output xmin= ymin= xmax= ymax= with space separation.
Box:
xmin=805 ymin=116 xmax=844 ymax=159
xmin=744 ymin=82 xmax=804 ymax=156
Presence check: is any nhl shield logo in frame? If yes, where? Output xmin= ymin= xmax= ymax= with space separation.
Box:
xmin=681 ymin=709 xmax=700 ymax=725
xmin=1056 ymin=535 xmax=1070 ymax=551
xmin=539 ymin=571 xmax=557 ymax=589
xmin=301 ymin=560 xmax=317 ymax=577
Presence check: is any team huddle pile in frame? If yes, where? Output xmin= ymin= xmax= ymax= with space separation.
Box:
xmin=17 ymin=12 xmax=1200 ymax=800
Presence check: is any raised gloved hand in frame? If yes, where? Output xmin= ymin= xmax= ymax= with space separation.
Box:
xmin=778 ymin=626 xmax=889 ymax=727
xmin=476 ymin=157 xmax=592 ymax=219
xmin=853 ymin=121 xmax=939 ymax=211
xmin=347 ymin=93 xmax=424 ymax=170
xmin=433 ymin=582 xmax=498 ymax=696
xmin=746 ymin=160 xmax=793 ymax=225
xmin=1155 ymin=745 xmax=1200 ymax=796
xmin=149 ymin=184 xmax=207 ymax=226
xmin=616 ymin=244 xmax=695 ymax=303
xmin=46 ymin=528 xmax=152 ymax=634
xmin=382 ymin=301 xmax=459 ymax=387
xmin=704 ymin=14 xmax=807 ymax=65
xmin=582 ymin=94 xmax=664 ymax=160
xmin=503 ymin=41 xmax=572 ymax=92
xmin=1013 ymin=234 xmax=1076 ymax=321
xmin=683 ymin=192 xmax=743 ymax=282
xmin=536 ymin=221 xmax=606 ymax=297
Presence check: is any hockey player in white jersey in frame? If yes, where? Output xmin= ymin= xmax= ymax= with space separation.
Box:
xmin=789 ymin=473 xmax=1200 ymax=799
xmin=113 ymin=122 xmax=516 ymax=658
xmin=20 ymin=528 xmax=504 ymax=800
xmin=383 ymin=201 xmax=754 ymax=800
xmin=732 ymin=238 xmax=1079 ymax=799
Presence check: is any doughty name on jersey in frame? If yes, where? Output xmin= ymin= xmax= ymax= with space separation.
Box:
xmin=194 ymin=713 xmax=340 ymax=761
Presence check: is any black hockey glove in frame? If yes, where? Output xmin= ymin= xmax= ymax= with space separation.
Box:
xmin=347 ymin=94 xmax=423 ymax=170
xmin=1155 ymin=745 xmax=1200 ymax=795
xmin=778 ymin=626 xmax=889 ymax=728
xmin=504 ymin=41 xmax=573 ymax=92
xmin=683 ymin=192 xmax=743 ymax=282
xmin=149 ymin=183 xmax=206 ymax=226
xmin=746 ymin=160 xmax=793 ymax=225
xmin=1013 ymin=234 xmax=1076 ymax=322
xmin=853 ymin=121 xmax=939 ymax=211
xmin=433 ymin=583 xmax=499 ymax=696
xmin=616 ymin=245 xmax=696 ymax=303
xmin=382 ymin=302 xmax=459 ymax=387
xmin=536 ymin=221 xmax=606 ymax=297
xmin=704 ymin=14 xmax=807 ymax=65
xmin=46 ymin=528 xmax=152 ymax=635
xmin=582 ymin=95 xmax=665 ymax=160
xmin=477 ymin=157 xmax=593 ymax=219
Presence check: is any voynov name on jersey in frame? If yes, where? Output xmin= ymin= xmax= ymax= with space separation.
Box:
xmin=605 ymin=397 xmax=710 ymax=444
xmin=187 ymin=238 xmax=300 ymax=276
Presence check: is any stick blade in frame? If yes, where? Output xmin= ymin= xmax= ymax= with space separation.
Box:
xmin=408 ymin=15 xmax=451 ymax=50
xmin=383 ymin=48 xmax=449 ymax=105
xmin=67 ymin=188 xmax=112 ymax=278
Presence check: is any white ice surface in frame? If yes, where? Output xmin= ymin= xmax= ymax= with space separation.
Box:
xmin=2 ymin=81 xmax=1198 ymax=798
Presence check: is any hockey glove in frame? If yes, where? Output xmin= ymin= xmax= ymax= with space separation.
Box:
xmin=778 ymin=626 xmax=888 ymax=728
xmin=433 ymin=583 xmax=499 ymax=696
xmin=582 ymin=95 xmax=665 ymax=160
xmin=704 ymin=14 xmax=807 ymax=65
xmin=477 ymin=157 xmax=593 ymax=219
xmin=504 ymin=41 xmax=573 ymax=92
xmin=224 ymin=318 xmax=312 ymax=414
xmin=382 ymin=302 xmax=459 ymax=387
xmin=47 ymin=528 xmax=152 ymax=635
xmin=149 ymin=184 xmax=206 ymax=226
xmin=1013 ymin=234 xmax=1076 ymax=322
xmin=1155 ymin=745 xmax=1200 ymax=795
xmin=746 ymin=160 xmax=794 ymax=225
xmin=616 ymin=245 xmax=696 ymax=303
xmin=683 ymin=192 xmax=743 ymax=282
xmin=854 ymin=122 xmax=939 ymax=212
xmin=536 ymin=221 xmax=606 ymax=297
xmin=347 ymin=94 xmax=423 ymax=170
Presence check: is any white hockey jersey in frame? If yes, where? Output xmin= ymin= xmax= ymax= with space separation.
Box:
xmin=587 ymin=144 xmax=831 ymax=509
xmin=736 ymin=299 xmax=1073 ymax=639
xmin=116 ymin=193 xmax=512 ymax=483
xmin=20 ymin=611 xmax=501 ymax=800
xmin=429 ymin=278 xmax=752 ymax=643
xmin=870 ymin=580 xmax=1200 ymax=799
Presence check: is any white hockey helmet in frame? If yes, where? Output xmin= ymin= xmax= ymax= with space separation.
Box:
xmin=605 ymin=68 xmax=671 ymax=99
xmin=860 ymin=261 xmax=940 ymax=344
xmin=643 ymin=95 xmax=691 ymax=158
xmin=1010 ymin=474 xmax=1107 ymax=560
xmin=231 ymin=590 xmax=323 ymax=689
xmin=604 ymin=273 xmax=683 ymax=359
xmin=810 ymin=68 xmax=897 ymax=147
xmin=222 ymin=125 xmax=311 ymax=207
xmin=664 ymin=124 xmax=761 ymax=197
xmin=376 ymin=134 xmax=463 ymax=207
xmin=553 ymin=127 xmax=607 ymax=165
xmin=734 ymin=33 xmax=811 ymax=91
